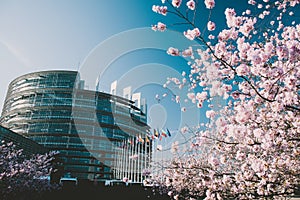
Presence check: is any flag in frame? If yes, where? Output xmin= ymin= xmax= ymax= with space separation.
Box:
xmin=167 ymin=128 xmax=172 ymax=137
xmin=154 ymin=129 xmax=160 ymax=138
xmin=128 ymin=139 xmax=133 ymax=145
xmin=161 ymin=130 xmax=167 ymax=137
xmin=151 ymin=134 xmax=155 ymax=140
xmin=145 ymin=136 xmax=150 ymax=143
xmin=138 ymin=135 xmax=144 ymax=143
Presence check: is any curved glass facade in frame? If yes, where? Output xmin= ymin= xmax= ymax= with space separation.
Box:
xmin=0 ymin=70 xmax=151 ymax=182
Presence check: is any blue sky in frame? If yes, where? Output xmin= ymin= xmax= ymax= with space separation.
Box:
xmin=0 ymin=0 xmax=151 ymax=109
xmin=1 ymin=0 xmax=298 ymax=143
xmin=0 ymin=0 xmax=203 ymax=132
xmin=0 ymin=0 xmax=155 ymax=82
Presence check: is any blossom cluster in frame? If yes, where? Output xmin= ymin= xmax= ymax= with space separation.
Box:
xmin=151 ymin=0 xmax=300 ymax=199
xmin=0 ymin=141 xmax=58 ymax=199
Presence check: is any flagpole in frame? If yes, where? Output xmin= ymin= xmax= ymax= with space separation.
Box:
xmin=132 ymin=136 xmax=135 ymax=182
xmin=125 ymin=138 xmax=129 ymax=180
xmin=121 ymin=139 xmax=124 ymax=180
xmin=116 ymin=141 xmax=120 ymax=179
xmin=137 ymin=138 xmax=140 ymax=182
xmin=117 ymin=141 xmax=121 ymax=179
xmin=123 ymin=138 xmax=127 ymax=180
xmin=144 ymin=138 xmax=147 ymax=182
xmin=155 ymin=136 xmax=158 ymax=178
xmin=130 ymin=136 xmax=134 ymax=182
xmin=120 ymin=139 xmax=124 ymax=179
xmin=149 ymin=137 xmax=152 ymax=179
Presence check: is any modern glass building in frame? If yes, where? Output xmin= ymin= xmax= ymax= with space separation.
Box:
xmin=0 ymin=70 xmax=151 ymax=183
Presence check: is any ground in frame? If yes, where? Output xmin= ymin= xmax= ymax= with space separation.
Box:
xmin=41 ymin=183 xmax=171 ymax=200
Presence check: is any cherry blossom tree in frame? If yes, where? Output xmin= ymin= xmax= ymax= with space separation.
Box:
xmin=0 ymin=140 xmax=58 ymax=200
xmin=151 ymin=0 xmax=300 ymax=199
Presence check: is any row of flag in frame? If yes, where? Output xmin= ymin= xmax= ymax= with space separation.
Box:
xmin=139 ymin=128 xmax=172 ymax=143
xmin=152 ymin=128 xmax=172 ymax=140
xmin=119 ymin=128 xmax=172 ymax=147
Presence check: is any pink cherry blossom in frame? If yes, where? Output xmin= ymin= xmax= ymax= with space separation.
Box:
xmin=239 ymin=17 xmax=257 ymax=37
xmin=208 ymin=34 xmax=215 ymax=39
xmin=225 ymin=8 xmax=236 ymax=28
xmin=248 ymin=0 xmax=256 ymax=5
xmin=167 ymin=47 xmax=180 ymax=56
xmin=236 ymin=64 xmax=250 ymax=76
xmin=186 ymin=0 xmax=196 ymax=10
xmin=152 ymin=5 xmax=167 ymax=16
xmin=184 ymin=28 xmax=200 ymax=40
xmin=175 ymin=95 xmax=180 ymax=103
xmin=182 ymin=47 xmax=193 ymax=57
xmin=172 ymin=0 xmax=182 ymax=8
xmin=152 ymin=22 xmax=167 ymax=32
xmin=207 ymin=21 xmax=216 ymax=31
xmin=206 ymin=110 xmax=216 ymax=119
xmin=196 ymin=91 xmax=207 ymax=101
xmin=157 ymin=22 xmax=167 ymax=31
xmin=204 ymin=0 xmax=215 ymax=9
xmin=180 ymin=126 xmax=189 ymax=133
xmin=171 ymin=141 xmax=179 ymax=153
xmin=276 ymin=46 xmax=289 ymax=61
xmin=208 ymin=157 xmax=219 ymax=166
